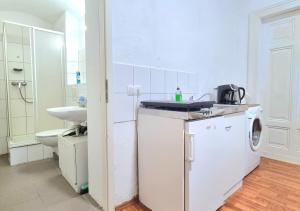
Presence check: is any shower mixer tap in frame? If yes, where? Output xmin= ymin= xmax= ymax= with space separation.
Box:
xmin=11 ymin=81 xmax=27 ymax=87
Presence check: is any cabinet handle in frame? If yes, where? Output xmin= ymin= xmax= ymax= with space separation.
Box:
xmin=225 ymin=126 xmax=232 ymax=131
xmin=185 ymin=133 xmax=195 ymax=162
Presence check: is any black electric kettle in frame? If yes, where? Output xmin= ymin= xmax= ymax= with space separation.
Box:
xmin=217 ymin=84 xmax=246 ymax=105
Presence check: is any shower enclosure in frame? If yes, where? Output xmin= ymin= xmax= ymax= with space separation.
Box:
xmin=0 ymin=22 xmax=65 ymax=155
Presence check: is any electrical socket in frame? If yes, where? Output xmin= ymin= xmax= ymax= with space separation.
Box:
xmin=127 ymin=85 xmax=142 ymax=96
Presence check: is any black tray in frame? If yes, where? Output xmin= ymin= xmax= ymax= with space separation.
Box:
xmin=141 ymin=101 xmax=216 ymax=112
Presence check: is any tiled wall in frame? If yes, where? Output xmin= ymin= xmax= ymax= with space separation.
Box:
xmin=113 ymin=62 xmax=199 ymax=204
xmin=5 ymin=24 xmax=34 ymax=141
xmin=0 ymin=22 xmax=8 ymax=155
xmin=113 ymin=62 xmax=199 ymax=123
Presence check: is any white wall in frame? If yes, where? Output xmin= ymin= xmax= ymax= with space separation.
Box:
xmin=112 ymin=0 xmax=250 ymax=92
xmin=111 ymin=0 xmax=251 ymax=206
xmin=53 ymin=13 xmax=65 ymax=32
xmin=0 ymin=11 xmax=53 ymax=29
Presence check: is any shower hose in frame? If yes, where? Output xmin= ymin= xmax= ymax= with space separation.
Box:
xmin=11 ymin=81 xmax=33 ymax=104
xmin=19 ymin=86 xmax=33 ymax=104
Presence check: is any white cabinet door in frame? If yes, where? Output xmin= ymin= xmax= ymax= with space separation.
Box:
xmin=138 ymin=114 xmax=185 ymax=211
xmin=185 ymin=117 xmax=224 ymax=211
xmin=221 ymin=114 xmax=246 ymax=196
xmin=58 ymin=138 xmax=77 ymax=186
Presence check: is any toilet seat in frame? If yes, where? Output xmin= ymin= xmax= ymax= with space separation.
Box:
xmin=36 ymin=129 xmax=68 ymax=148
xmin=36 ymin=129 xmax=67 ymax=138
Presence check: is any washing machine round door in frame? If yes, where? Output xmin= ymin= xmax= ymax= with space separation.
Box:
xmin=250 ymin=117 xmax=262 ymax=151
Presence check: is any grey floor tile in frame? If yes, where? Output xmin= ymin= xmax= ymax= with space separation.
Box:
xmin=0 ymin=155 xmax=102 ymax=211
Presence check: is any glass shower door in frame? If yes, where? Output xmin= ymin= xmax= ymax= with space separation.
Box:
xmin=4 ymin=23 xmax=35 ymax=146
xmin=34 ymin=30 xmax=65 ymax=133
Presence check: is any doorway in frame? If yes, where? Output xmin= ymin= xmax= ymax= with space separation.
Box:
xmin=249 ymin=4 xmax=300 ymax=163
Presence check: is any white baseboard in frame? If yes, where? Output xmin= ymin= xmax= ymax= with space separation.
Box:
xmin=262 ymin=151 xmax=300 ymax=165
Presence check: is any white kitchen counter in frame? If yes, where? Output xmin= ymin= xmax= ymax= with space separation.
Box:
xmin=139 ymin=104 xmax=250 ymax=121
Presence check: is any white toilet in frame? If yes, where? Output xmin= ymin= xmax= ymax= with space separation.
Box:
xmin=36 ymin=129 xmax=68 ymax=148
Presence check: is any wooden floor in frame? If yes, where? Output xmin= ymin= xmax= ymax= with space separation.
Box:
xmin=117 ymin=158 xmax=300 ymax=211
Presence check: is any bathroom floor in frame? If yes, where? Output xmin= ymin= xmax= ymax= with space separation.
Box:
xmin=0 ymin=155 xmax=102 ymax=211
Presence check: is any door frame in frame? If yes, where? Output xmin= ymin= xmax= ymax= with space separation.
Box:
xmin=85 ymin=0 xmax=114 ymax=210
xmin=248 ymin=0 xmax=300 ymax=103
xmin=248 ymin=0 xmax=300 ymax=164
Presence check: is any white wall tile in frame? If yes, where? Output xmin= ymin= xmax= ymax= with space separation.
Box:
xmin=0 ymin=119 xmax=8 ymax=137
xmin=0 ymin=41 xmax=3 ymax=60
xmin=113 ymin=121 xmax=137 ymax=205
xmin=0 ymin=137 xmax=8 ymax=155
xmin=9 ymin=83 xmax=21 ymax=99
xmin=26 ymin=102 xmax=34 ymax=117
xmin=150 ymin=69 xmax=165 ymax=93
xmin=28 ymin=144 xmax=43 ymax=162
xmin=5 ymin=24 xmax=22 ymax=44
xmin=8 ymin=69 xmax=25 ymax=81
xmin=113 ymin=93 xmax=134 ymax=122
xmin=7 ymin=43 xmax=23 ymax=63
xmin=67 ymin=61 xmax=79 ymax=74
xmin=166 ymin=94 xmax=175 ymax=101
xmin=150 ymin=94 xmax=166 ymax=101
xmin=10 ymin=99 xmax=26 ymax=117
xmin=24 ymin=63 xmax=32 ymax=81
xmin=188 ymin=74 xmax=199 ymax=94
xmin=9 ymin=146 xmax=28 ymax=166
xmin=114 ymin=63 xmax=134 ymax=93
xmin=43 ymin=146 xmax=54 ymax=159
xmin=178 ymin=72 xmax=189 ymax=93
xmin=134 ymin=66 xmax=150 ymax=94
xmin=11 ymin=117 xmax=26 ymax=136
xmin=133 ymin=94 xmax=150 ymax=120
xmin=0 ymin=80 xmax=6 ymax=99
xmin=67 ymin=73 xmax=77 ymax=85
xmin=22 ymin=28 xmax=31 ymax=46
xmin=0 ymin=99 xmax=7 ymax=118
xmin=7 ymin=62 xmax=24 ymax=81
xmin=25 ymin=82 xmax=33 ymax=99
xmin=0 ymin=61 xmax=4 ymax=79
xmin=27 ymin=117 xmax=34 ymax=134
xmin=165 ymin=71 xmax=178 ymax=94
xmin=23 ymin=45 xmax=31 ymax=63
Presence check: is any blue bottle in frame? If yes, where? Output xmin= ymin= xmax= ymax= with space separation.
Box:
xmin=76 ymin=71 xmax=81 ymax=85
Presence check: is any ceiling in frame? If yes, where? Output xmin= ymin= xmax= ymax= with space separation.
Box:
xmin=0 ymin=0 xmax=84 ymax=23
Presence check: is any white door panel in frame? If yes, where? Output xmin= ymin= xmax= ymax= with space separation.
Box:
xmin=260 ymin=15 xmax=300 ymax=162
xmin=268 ymin=47 xmax=292 ymax=122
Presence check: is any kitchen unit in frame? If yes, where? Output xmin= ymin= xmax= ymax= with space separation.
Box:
xmin=58 ymin=135 xmax=88 ymax=193
xmin=138 ymin=107 xmax=247 ymax=211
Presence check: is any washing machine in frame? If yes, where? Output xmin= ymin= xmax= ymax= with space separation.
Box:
xmin=245 ymin=106 xmax=263 ymax=176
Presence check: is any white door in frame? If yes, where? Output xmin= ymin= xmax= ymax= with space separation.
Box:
xmin=259 ymin=15 xmax=300 ymax=162
xmin=185 ymin=117 xmax=224 ymax=211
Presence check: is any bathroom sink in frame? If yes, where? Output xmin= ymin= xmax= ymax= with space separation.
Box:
xmin=47 ymin=106 xmax=87 ymax=124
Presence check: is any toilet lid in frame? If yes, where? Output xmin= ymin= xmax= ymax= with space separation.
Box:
xmin=36 ymin=129 xmax=67 ymax=138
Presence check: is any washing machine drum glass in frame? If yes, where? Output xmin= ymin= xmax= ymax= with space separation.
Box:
xmin=251 ymin=118 xmax=262 ymax=151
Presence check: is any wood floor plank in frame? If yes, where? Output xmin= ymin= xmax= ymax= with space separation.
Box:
xmin=116 ymin=158 xmax=300 ymax=211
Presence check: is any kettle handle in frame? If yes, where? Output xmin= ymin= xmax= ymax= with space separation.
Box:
xmin=239 ymin=87 xmax=246 ymax=102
